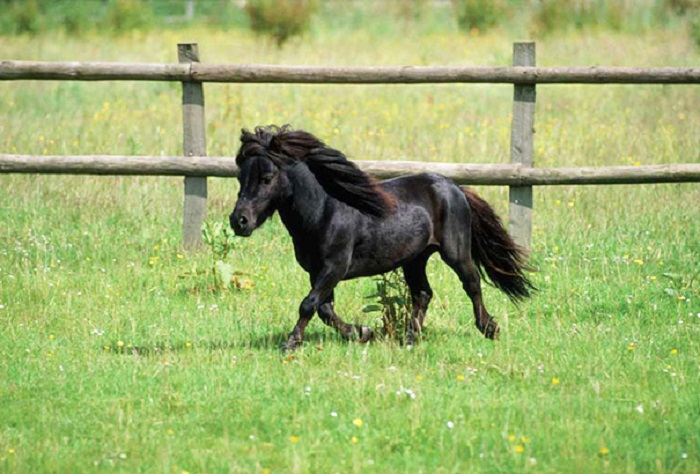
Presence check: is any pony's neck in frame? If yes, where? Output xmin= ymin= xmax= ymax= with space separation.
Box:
xmin=277 ymin=163 xmax=329 ymax=237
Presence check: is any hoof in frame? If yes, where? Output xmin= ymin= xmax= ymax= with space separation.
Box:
xmin=282 ymin=336 xmax=301 ymax=352
xmin=404 ymin=331 xmax=420 ymax=348
xmin=358 ymin=326 xmax=374 ymax=343
xmin=483 ymin=321 xmax=500 ymax=340
xmin=344 ymin=325 xmax=374 ymax=343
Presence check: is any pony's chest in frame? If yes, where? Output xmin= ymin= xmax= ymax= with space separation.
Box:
xmin=290 ymin=232 xmax=321 ymax=274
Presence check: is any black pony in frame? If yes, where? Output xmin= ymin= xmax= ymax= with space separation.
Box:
xmin=230 ymin=125 xmax=534 ymax=350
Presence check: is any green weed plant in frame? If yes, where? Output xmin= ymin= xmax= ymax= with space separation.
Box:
xmin=363 ymin=270 xmax=412 ymax=341
xmin=201 ymin=220 xmax=236 ymax=290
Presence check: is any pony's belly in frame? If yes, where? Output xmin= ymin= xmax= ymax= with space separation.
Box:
xmin=345 ymin=222 xmax=434 ymax=279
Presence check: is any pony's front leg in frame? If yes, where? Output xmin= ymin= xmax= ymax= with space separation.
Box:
xmin=317 ymin=294 xmax=373 ymax=343
xmin=282 ymin=294 xmax=318 ymax=352
xmin=283 ymin=269 xmax=342 ymax=352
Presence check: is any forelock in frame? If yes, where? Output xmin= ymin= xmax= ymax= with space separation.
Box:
xmin=236 ymin=125 xmax=292 ymax=167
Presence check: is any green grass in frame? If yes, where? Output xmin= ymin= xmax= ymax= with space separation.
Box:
xmin=1 ymin=18 xmax=700 ymax=474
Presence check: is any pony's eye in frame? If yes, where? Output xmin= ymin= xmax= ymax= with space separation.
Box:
xmin=261 ymin=175 xmax=273 ymax=185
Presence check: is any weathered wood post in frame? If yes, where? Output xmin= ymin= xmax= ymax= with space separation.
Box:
xmin=178 ymin=43 xmax=207 ymax=249
xmin=509 ymin=42 xmax=536 ymax=251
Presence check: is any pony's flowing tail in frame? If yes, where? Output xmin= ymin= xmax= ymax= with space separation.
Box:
xmin=463 ymin=189 xmax=536 ymax=301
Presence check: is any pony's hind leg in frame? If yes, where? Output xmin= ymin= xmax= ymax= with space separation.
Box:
xmin=440 ymin=244 xmax=499 ymax=339
xmin=444 ymin=257 xmax=499 ymax=339
xmin=465 ymin=262 xmax=499 ymax=338
xmin=438 ymin=188 xmax=499 ymax=339
xmin=402 ymin=252 xmax=434 ymax=346
xmin=318 ymin=293 xmax=374 ymax=343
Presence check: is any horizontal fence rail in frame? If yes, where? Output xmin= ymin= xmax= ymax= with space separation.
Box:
xmin=2 ymin=60 xmax=700 ymax=84
xmin=2 ymin=155 xmax=700 ymax=186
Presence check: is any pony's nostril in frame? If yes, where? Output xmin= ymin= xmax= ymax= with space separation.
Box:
xmin=239 ymin=215 xmax=249 ymax=226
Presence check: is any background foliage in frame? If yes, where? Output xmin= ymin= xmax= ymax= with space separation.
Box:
xmin=1 ymin=0 xmax=700 ymax=47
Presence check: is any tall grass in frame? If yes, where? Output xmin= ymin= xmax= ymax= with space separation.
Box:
xmin=1 ymin=15 xmax=699 ymax=474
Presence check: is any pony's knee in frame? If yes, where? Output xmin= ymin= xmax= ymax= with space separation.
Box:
xmin=300 ymin=295 xmax=320 ymax=318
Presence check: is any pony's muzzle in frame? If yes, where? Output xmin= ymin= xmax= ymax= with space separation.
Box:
xmin=230 ymin=210 xmax=253 ymax=237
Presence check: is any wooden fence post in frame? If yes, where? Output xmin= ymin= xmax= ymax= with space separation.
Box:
xmin=178 ymin=43 xmax=207 ymax=249
xmin=509 ymin=42 xmax=536 ymax=251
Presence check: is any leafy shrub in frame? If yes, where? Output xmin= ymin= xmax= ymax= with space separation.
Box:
xmin=667 ymin=0 xmax=700 ymax=14
xmin=451 ymin=0 xmax=506 ymax=33
xmin=104 ymin=0 xmax=153 ymax=34
xmin=690 ymin=11 xmax=700 ymax=47
xmin=60 ymin=2 xmax=93 ymax=36
xmin=531 ymin=0 xmax=594 ymax=35
xmin=0 ymin=0 xmax=42 ymax=35
xmin=245 ymin=0 xmax=318 ymax=47
xmin=530 ymin=0 xmax=689 ymax=35
xmin=671 ymin=0 xmax=700 ymax=49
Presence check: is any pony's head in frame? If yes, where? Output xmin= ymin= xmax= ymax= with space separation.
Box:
xmin=230 ymin=125 xmax=395 ymax=236
xmin=229 ymin=126 xmax=292 ymax=236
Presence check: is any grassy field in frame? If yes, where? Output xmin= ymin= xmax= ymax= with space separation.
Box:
xmin=1 ymin=12 xmax=700 ymax=474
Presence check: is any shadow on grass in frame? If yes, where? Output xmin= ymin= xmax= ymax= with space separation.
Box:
xmin=100 ymin=325 xmax=465 ymax=357
xmin=101 ymin=328 xmax=349 ymax=356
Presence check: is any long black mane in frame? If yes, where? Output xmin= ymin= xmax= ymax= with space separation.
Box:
xmin=236 ymin=125 xmax=395 ymax=217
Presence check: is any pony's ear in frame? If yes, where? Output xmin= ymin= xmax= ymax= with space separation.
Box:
xmin=266 ymin=129 xmax=298 ymax=167
xmin=239 ymin=128 xmax=255 ymax=144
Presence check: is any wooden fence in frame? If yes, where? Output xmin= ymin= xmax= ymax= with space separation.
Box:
xmin=2 ymin=42 xmax=700 ymax=249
